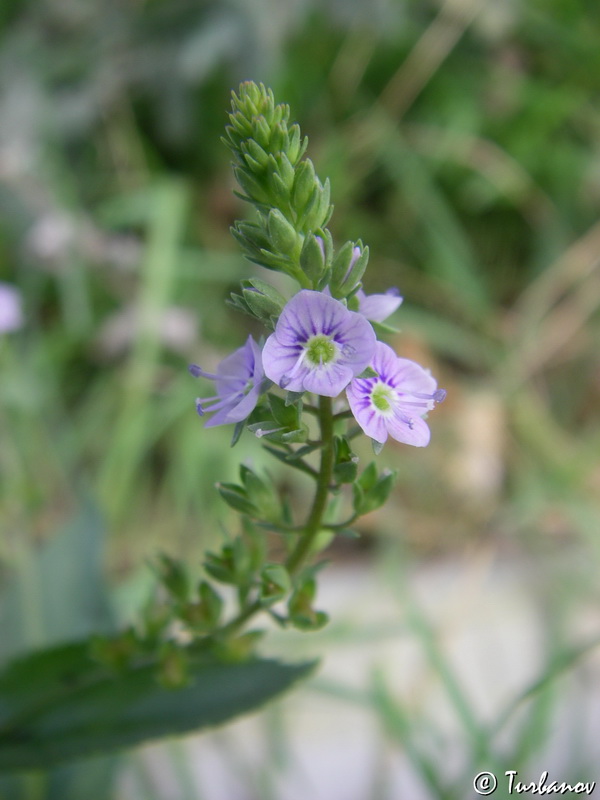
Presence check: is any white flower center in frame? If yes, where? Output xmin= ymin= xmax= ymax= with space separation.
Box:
xmin=371 ymin=382 xmax=395 ymax=413
xmin=305 ymin=334 xmax=338 ymax=367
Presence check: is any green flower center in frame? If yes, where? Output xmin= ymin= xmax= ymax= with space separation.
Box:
xmin=371 ymin=382 xmax=395 ymax=413
xmin=305 ymin=334 xmax=337 ymax=366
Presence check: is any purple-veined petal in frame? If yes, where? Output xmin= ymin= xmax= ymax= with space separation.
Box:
xmin=385 ymin=413 xmax=431 ymax=447
xmin=248 ymin=336 xmax=265 ymax=381
xmin=214 ymin=336 xmax=254 ymax=395
xmin=272 ymin=290 xmax=354 ymax=345
xmin=225 ymin=385 xmax=262 ymax=423
xmin=262 ymin=290 xmax=376 ymax=396
xmin=357 ymin=288 xmax=403 ymax=323
xmin=345 ymin=387 xmax=389 ymax=443
xmin=203 ymin=386 xmax=260 ymax=428
xmin=203 ymin=403 xmax=239 ymax=428
xmin=261 ymin=335 xmax=304 ymax=389
xmin=334 ymin=312 xmax=376 ymax=372
xmin=346 ymin=341 xmax=444 ymax=448
xmin=390 ymin=358 xmax=438 ymax=403
xmin=302 ymin=361 xmax=354 ymax=397
xmin=191 ymin=335 xmax=264 ymax=428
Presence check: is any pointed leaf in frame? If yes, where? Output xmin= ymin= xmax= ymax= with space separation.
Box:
xmin=0 ymin=642 xmax=315 ymax=770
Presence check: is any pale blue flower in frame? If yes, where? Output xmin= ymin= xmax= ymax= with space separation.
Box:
xmin=355 ymin=287 xmax=402 ymax=322
xmin=262 ymin=290 xmax=376 ymax=397
xmin=189 ymin=335 xmax=266 ymax=427
xmin=347 ymin=341 xmax=445 ymax=446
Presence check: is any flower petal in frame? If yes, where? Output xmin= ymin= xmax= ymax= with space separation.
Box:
xmin=334 ymin=310 xmax=377 ymax=374
xmin=262 ymin=335 xmax=304 ymax=389
xmin=224 ymin=385 xmax=262 ymax=424
xmin=273 ymin=290 xmax=355 ymax=345
xmin=357 ymin=289 xmax=403 ymax=323
xmin=215 ymin=339 xmax=253 ymax=396
xmin=386 ymin=413 xmax=431 ymax=447
xmin=302 ymin=362 xmax=354 ymax=397
xmin=391 ymin=358 xmax=438 ymax=402
xmin=345 ymin=383 xmax=389 ymax=443
xmin=347 ymin=340 xmax=442 ymax=448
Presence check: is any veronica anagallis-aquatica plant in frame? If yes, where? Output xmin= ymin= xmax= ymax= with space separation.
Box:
xmin=0 ymin=83 xmax=444 ymax=772
xmin=187 ymin=81 xmax=445 ymax=637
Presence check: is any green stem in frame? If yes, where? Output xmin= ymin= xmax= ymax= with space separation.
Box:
xmin=211 ymin=396 xmax=336 ymax=642
xmin=285 ymin=395 xmax=335 ymax=574
xmin=213 ymin=599 xmax=263 ymax=641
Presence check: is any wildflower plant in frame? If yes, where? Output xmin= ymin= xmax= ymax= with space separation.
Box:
xmin=0 ymin=83 xmax=444 ymax=771
xmin=186 ymin=82 xmax=445 ymax=640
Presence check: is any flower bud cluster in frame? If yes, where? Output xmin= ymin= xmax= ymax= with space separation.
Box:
xmin=223 ymin=82 xmax=332 ymax=287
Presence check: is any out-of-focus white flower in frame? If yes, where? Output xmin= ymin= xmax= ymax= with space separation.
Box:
xmin=96 ymin=306 xmax=199 ymax=358
xmin=0 ymin=282 xmax=23 ymax=333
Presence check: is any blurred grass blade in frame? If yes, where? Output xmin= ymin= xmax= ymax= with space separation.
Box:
xmin=381 ymin=130 xmax=491 ymax=319
xmin=370 ymin=670 xmax=448 ymax=799
xmin=0 ymin=501 xmax=113 ymax=664
xmin=490 ymin=636 xmax=600 ymax=738
xmin=97 ymin=180 xmax=189 ymax=519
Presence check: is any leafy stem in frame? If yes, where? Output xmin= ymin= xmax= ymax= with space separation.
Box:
xmin=285 ymin=395 xmax=335 ymax=574
xmin=209 ymin=395 xmax=337 ymax=642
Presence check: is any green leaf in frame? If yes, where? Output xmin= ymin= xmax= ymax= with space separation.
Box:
xmin=334 ymin=461 xmax=358 ymax=484
xmin=299 ymin=233 xmax=326 ymax=282
xmin=351 ymin=482 xmax=364 ymax=515
xmin=371 ymin=438 xmax=385 ymax=456
xmin=342 ymin=244 xmax=368 ymax=292
xmin=239 ymin=466 xmax=279 ymax=522
xmin=352 ymin=464 xmax=396 ymax=514
xmin=284 ymin=390 xmax=304 ymax=407
xmin=216 ymin=483 xmax=258 ymax=516
xmin=362 ymin=470 xmax=397 ymax=514
xmin=356 ymin=366 xmax=379 ymax=379
xmin=241 ymin=291 xmax=280 ymax=327
xmin=262 ymin=445 xmax=317 ymax=478
xmin=179 ymin=582 xmax=223 ymax=632
xmin=0 ymin=642 xmax=315 ymax=770
xmin=280 ymin=427 xmax=308 ymax=444
xmin=230 ymin=421 xmax=245 ymax=447
xmin=371 ymin=320 xmax=401 ymax=337
xmin=329 ymin=241 xmax=355 ymax=293
xmin=154 ymin=554 xmax=189 ymax=602
xmin=241 ymin=277 xmax=286 ymax=325
xmin=291 ymin=160 xmax=317 ymax=214
xmin=357 ymin=461 xmax=378 ymax=493
xmin=269 ymin=393 xmax=300 ymax=428
xmin=260 ymin=564 xmax=292 ymax=602
xmin=333 ymin=436 xmax=359 ymax=484
xmin=288 ymin=577 xmax=328 ymax=631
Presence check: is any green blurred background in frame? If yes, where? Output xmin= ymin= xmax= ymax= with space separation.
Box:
xmin=1 ymin=0 xmax=599 ymax=797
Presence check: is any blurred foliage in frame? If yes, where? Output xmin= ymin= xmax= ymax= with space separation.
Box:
xmin=0 ymin=0 xmax=599 ymax=792
xmin=2 ymin=0 xmax=598 ymax=556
